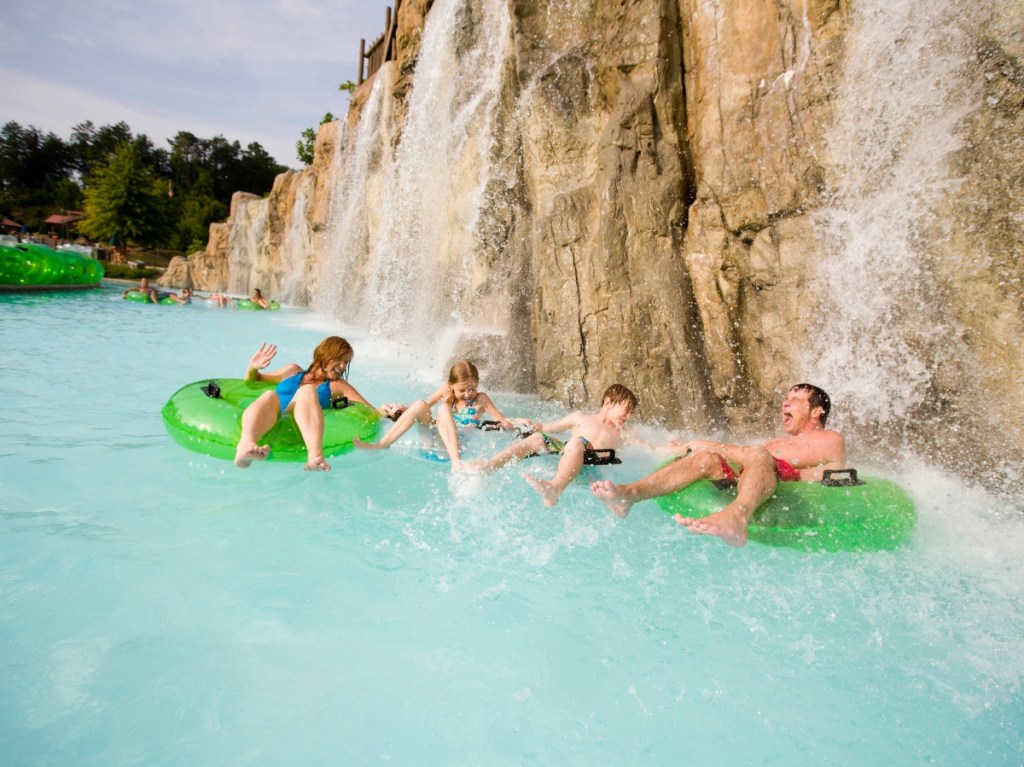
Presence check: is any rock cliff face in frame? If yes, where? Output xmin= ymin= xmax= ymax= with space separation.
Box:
xmin=184 ymin=0 xmax=1024 ymax=487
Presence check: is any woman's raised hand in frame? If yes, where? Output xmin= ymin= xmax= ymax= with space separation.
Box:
xmin=248 ymin=342 xmax=278 ymax=371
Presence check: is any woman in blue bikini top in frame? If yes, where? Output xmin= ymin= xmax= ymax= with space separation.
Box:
xmin=233 ymin=336 xmax=402 ymax=472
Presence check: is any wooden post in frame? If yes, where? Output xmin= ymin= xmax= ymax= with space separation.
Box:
xmin=358 ymin=38 xmax=366 ymax=84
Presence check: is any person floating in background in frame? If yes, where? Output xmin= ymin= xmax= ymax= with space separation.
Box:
xmin=249 ymin=288 xmax=270 ymax=309
xmin=165 ymin=287 xmax=193 ymax=305
xmin=354 ymin=359 xmax=519 ymax=472
xmin=591 ymin=383 xmax=845 ymax=546
xmin=234 ymin=337 xmax=403 ymax=472
xmin=121 ymin=276 xmax=158 ymax=303
xmin=467 ymin=384 xmax=640 ymax=507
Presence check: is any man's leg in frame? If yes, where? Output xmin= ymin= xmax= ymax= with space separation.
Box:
xmin=592 ymin=450 xmax=728 ymax=518
xmin=674 ymin=446 xmax=777 ymax=546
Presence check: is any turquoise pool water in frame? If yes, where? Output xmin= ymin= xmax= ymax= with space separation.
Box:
xmin=1 ymin=286 xmax=1022 ymax=765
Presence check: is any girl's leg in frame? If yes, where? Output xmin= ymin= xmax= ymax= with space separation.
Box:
xmin=356 ymin=399 xmax=431 ymax=449
xmin=290 ymin=385 xmax=330 ymax=471
xmin=435 ymin=402 xmax=462 ymax=470
xmin=235 ymin=391 xmax=281 ymax=467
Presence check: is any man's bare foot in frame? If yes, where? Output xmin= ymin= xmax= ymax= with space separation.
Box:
xmin=353 ymin=436 xmax=387 ymax=451
xmin=462 ymin=459 xmax=489 ymax=473
xmin=523 ymin=473 xmax=561 ymax=507
xmin=590 ymin=480 xmax=632 ymax=518
xmin=673 ymin=511 xmax=748 ymax=547
xmin=234 ymin=443 xmax=270 ymax=468
xmin=305 ymin=456 xmax=331 ymax=471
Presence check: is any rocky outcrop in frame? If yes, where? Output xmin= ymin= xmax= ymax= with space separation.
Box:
xmin=196 ymin=0 xmax=1024 ymax=486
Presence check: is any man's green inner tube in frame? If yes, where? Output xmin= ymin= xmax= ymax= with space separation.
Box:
xmin=655 ymin=473 xmax=916 ymax=552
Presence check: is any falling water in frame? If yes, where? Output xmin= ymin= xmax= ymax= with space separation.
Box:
xmin=276 ymin=175 xmax=313 ymax=305
xmin=313 ymin=73 xmax=388 ymax=321
xmin=318 ymin=0 xmax=512 ymax=357
xmin=226 ymin=203 xmax=268 ymax=296
xmin=808 ymin=0 xmax=982 ymax=428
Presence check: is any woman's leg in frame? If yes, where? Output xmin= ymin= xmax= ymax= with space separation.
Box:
xmin=235 ymin=391 xmax=281 ymax=467
xmin=290 ymin=385 xmax=330 ymax=471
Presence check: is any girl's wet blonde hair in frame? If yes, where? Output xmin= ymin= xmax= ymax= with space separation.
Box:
xmin=308 ymin=336 xmax=354 ymax=382
xmin=445 ymin=360 xmax=479 ymax=407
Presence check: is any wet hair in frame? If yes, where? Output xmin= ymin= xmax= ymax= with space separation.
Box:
xmin=308 ymin=336 xmax=353 ymax=382
xmin=791 ymin=383 xmax=831 ymax=425
xmin=602 ymin=384 xmax=639 ymax=413
xmin=252 ymin=288 xmax=263 ymax=298
xmin=445 ymin=360 xmax=480 ymax=408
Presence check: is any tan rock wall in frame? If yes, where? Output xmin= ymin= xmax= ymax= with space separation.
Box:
xmin=197 ymin=0 xmax=1024 ymax=486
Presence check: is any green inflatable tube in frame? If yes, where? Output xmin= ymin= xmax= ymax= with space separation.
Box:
xmin=0 ymin=242 xmax=104 ymax=286
xmin=161 ymin=378 xmax=381 ymax=462
xmin=123 ymin=290 xmax=181 ymax=305
xmin=655 ymin=471 xmax=916 ymax=552
xmin=234 ymin=298 xmax=281 ymax=310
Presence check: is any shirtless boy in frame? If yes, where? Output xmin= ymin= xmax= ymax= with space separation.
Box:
xmin=591 ymin=383 xmax=845 ymax=547
xmin=469 ymin=384 xmax=639 ymax=507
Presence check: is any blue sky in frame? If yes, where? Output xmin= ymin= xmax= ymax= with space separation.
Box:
xmin=0 ymin=0 xmax=389 ymax=168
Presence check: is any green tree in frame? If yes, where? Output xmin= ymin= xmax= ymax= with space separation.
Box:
xmin=296 ymin=113 xmax=335 ymax=166
xmin=79 ymin=142 xmax=172 ymax=248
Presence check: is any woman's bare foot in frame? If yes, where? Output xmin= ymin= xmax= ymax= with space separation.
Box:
xmin=234 ymin=443 xmax=270 ymax=468
xmin=305 ymin=455 xmax=331 ymax=472
xmin=673 ymin=510 xmax=748 ymax=547
xmin=590 ymin=480 xmax=632 ymax=518
xmin=523 ymin=473 xmax=562 ymax=507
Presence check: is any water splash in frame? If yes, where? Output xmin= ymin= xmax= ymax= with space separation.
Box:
xmin=808 ymin=0 xmax=982 ymax=427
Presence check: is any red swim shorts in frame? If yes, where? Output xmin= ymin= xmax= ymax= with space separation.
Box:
xmin=715 ymin=455 xmax=801 ymax=483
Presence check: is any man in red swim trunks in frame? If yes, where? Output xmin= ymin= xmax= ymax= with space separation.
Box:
xmin=591 ymin=384 xmax=846 ymax=547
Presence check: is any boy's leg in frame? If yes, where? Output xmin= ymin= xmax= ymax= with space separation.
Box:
xmin=523 ymin=437 xmax=586 ymax=507
xmin=469 ymin=432 xmax=546 ymax=472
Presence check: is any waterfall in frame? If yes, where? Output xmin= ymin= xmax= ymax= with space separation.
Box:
xmin=226 ymin=202 xmax=268 ymax=296
xmin=277 ymin=175 xmax=313 ymax=305
xmin=317 ymin=0 xmax=512 ymax=361
xmin=313 ymin=73 xmax=388 ymax=321
xmin=807 ymin=0 xmax=982 ymax=429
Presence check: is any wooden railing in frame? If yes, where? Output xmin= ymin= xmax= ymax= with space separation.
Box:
xmin=358 ymin=1 xmax=402 ymax=85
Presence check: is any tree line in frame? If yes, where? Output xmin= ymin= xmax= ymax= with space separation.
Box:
xmin=0 ymin=121 xmax=287 ymax=254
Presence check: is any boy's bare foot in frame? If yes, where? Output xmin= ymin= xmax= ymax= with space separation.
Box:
xmin=590 ymin=480 xmax=632 ymax=518
xmin=305 ymin=456 xmax=331 ymax=472
xmin=673 ymin=510 xmax=748 ymax=547
xmin=523 ymin=473 xmax=561 ymax=507
xmin=234 ymin=443 xmax=270 ymax=468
